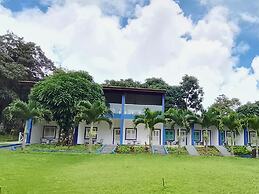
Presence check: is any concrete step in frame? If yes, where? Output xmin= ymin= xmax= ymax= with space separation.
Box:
xmin=152 ymin=145 xmax=168 ymax=154
xmin=185 ymin=145 xmax=200 ymax=156
xmin=99 ymin=144 xmax=117 ymax=154
xmin=215 ymin=146 xmax=232 ymax=156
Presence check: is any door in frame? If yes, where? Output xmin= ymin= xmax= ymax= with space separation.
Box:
xmin=152 ymin=129 xmax=161 ymax=145
xmin=202 ymin=130 xmax=211 ymax=145
xmin=179 ymin=130 xmax=187 ymax=146
xmin=113 ymin=128 xmax=120 ymax=144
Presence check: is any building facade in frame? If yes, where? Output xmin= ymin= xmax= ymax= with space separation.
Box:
xmin=29 ymin=86 xmax=253 ymax=146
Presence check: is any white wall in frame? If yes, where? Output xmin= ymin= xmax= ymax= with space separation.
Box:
xmin=30 ymin=121 xmax=59 ymax=144
xmin=235 ymin=130 xmax=244 ymax=145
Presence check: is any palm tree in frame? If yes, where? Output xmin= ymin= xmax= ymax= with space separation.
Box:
xmin=247 ymin=115 xmax=259 ymax=158
xmin=221 ymin=111 xmax=242 ymax=155
xmin=75 ymin=101 xmax=112 ymax=152
xmin=164 ymin=108 xmax=198 ymax=151
xmin=133 ymin=108 xmax=165 ymax=146
xmin=197 ymin=109 xmax=218 ymax=152
xmin=4 ymin=100 xmax=52 ymax=149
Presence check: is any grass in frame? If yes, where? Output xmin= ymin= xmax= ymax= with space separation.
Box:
xmin=0 ymin=134 xmax=17 ymax=143
xmin=1 ymin=151 xmax=259 ymax=193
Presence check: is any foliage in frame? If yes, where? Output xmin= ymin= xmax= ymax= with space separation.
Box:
xmin=133 ymin=108 xmax=165 ymax=145
xmin=103 ymin=75 xmax=204 ymax=112
xmin=29 ymin=71 xmax=104 ymax=140
xmin=75 ymin=100 xmax=112 ymax=150
xmin=180 ymin=75 xmax=204 ymax=112
xmin=166 ymin=146 xmax=188 ymax=155
xmin=237 ymin=101 xmax=259 ymax=116
xmin=225 ymin=146 xmax=251 ymax=156
xmin=196 ymin=146 xmax=220 ymax=156
xmin=0 ymin=134 xmax=17 ymax=142
xmin=0 ymin=32 xmax=55 ymax=124
xmin=115 ymin=145 xmax=150 ymax=154
xmin=247 ymin=115 xmax=259 ymax=158
xmin=210 ymin=94 xmax=241 ymax=114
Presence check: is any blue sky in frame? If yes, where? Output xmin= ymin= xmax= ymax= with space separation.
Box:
xmin=1 ymin=0 xmax=258 ymax=69
xmin=1 ymin=0 xmax=259 ymax=105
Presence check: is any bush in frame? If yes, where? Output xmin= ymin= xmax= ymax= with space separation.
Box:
xmin=196 ymin=146 xmax=220 ymax=156
xmin=115 ymin=145 xmax=150 ymax=154
xmin=226 ymin=146 xmax=251 ymax=156
xmin=166 ymin=146 xmax=188 ymax=155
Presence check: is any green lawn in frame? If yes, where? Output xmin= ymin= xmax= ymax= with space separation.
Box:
xmin=0 ymin=151 xmax=259 ymax=194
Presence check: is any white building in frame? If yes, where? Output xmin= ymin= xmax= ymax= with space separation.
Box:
xmin=28 ymin=86 xmax=251 ymax=146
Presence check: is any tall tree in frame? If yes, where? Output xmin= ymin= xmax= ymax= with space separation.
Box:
xmin=237 ymin=101 xmax=259 ymax=116
xmin=0 ymin=32 xmax=55 ymax=124
xmin=103 ymin=78 xmax=142 ymax=88
xmin=75 ymin=101 xmax=112 ymax=152
xmin=133 ymin=108 xmax=165 ymax=146
xmin=180 ymin=75 xmax=204 ymax=112
xmin=3 ymin=100 xmax=52 ymax=149
xmin=29 ymin=71 xmax=104 ymax=143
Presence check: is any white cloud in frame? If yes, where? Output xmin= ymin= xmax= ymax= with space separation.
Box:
xmin=240 ymin=13 xmax=259 ymax=24
xmin=0 ymin=0 xmax=259 ymax=107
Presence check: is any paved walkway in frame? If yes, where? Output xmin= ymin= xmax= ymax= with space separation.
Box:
xmin=215 ymin=146 xmax=232 ymax=156
xmin=185 ymin=145 xmax=200 ymax=156
xmin=152 ymin=145 xmax=168 ymax=154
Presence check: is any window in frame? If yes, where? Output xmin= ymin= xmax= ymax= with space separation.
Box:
xmin=165 ymin=129 xmax=175 ymax=141
xmin=194 ymin=130 xmax=201 ymax=143
xmin=84 ymin=127 xmax=98 ymax=139
xmin=125 ymin=128 xmax=137 ymax=140
xmin=43 ymin=126 xmax=57 ymax=139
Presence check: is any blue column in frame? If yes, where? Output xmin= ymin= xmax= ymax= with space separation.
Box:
xmin=73 ymin=126 xmax=79 ymax=145
xmin=218 ymin=129 xmax=221 ymax=145
xmin=244 ymin=128 xmax=248 ymax=145
xmin=26 ymin=118 xmax=33 ymax=144
xmin=162 ymin=94 xmax=165 ymax=145
xmin=120 ymin=94 xmax=125 ymax=145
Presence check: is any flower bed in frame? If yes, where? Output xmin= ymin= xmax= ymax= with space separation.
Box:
xmin=196 ymin=146 xmax=220 ymax=156
xmin=165 ymin=146 xmax=188 ymax=155
xmin=115 ymin=145 xmax=150 ymax=154
xmin=225 ymin=146 xmax=251 ymax=156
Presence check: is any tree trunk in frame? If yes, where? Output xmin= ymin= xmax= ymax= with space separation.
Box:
xmin=231 ymin=131 xmax=234 ymax=156
xmin=205 ymin=129 xmax=208 ymax=153
xmin=149 ymin=127 xmax=152 ymax=146
xmin=178 ymin=128 xmax=181 ymax=155
xmin=89 ymin=122 xmax=94 ymax=153
xmin=256 ymin=131 xmax=259 ymax=159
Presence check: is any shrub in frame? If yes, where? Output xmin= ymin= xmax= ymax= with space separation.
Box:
xmin=196 ymin=146 xmax=220 ymax=156
xmin=226 ymin=146 xmax=251 ymax=156
xmin=115 ymin=145 xmax=150 ymax=154
xmin=166 ymin=146 xmax=188 ymax=155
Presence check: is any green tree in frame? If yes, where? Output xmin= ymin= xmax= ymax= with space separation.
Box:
xmin=3 ymin=100 xmax=52 ymax=149
xmin=221 ymin=111 xmax=242 ymax=155
xmin=165 ymin=108 xmax=198 ymax=152
xmin=133 ymin=108 xmax=165 ymax=146
xmin=180 ymin=75 xmax=204 ymax=112
xmin=247 ymin=116 xmax=259 ymax=158
xmin=0 ymin=32 xmax=55 ymax=124
xmin=103 ymin=78 xmax=142 ymax=88
xmin=237 ymin=101 xmax=259 ymax=116
xmin=29 ymin=71 xmax=104 ymax=143
xmin=75 ymin=101 xmax=112 ymax=152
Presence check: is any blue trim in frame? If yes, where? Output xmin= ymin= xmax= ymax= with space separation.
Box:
xmin=162 ymin=94 xmax=165 ymax=145
xmin=26 ymin=119 xmax=33 ymax=144
xmin=73 ymin=126 xmax=78 ymax=145
xmin=244 ymin=128 xmax=248 ymax=145
xmin=191 ymin=126 xmax=195 ymax=145
xmin=120 ymin=94 xmax=125 ymax=145
xmin=218 ymin=130 xmax=225 ymax=145
xmin=0 ymin=143 xmax=21 ymax=149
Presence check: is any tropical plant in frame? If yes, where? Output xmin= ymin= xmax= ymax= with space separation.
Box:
xmin=75 ymin=101 xmax=112 ymax=152
xmin=133 ymin=108 xmax=165 ymax=146
xmin=3 ymin=100 xmax=52 ymax=149
xmin=247 ymin=115 xmax=259 ymax=158
xmin=221 ymin=111 xmax=242 ymax=155
xmin=197 ymin=109 xmax=218 ymax=152
xmin=164 ymin=108 xmax=198 ymax=152
xmin=29 ymin=70 xmax=104 ymax=142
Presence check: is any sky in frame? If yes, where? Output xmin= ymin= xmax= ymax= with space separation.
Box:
xmin=1 ymin=0 xmax=259 ymax=107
